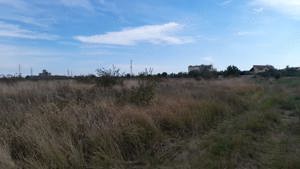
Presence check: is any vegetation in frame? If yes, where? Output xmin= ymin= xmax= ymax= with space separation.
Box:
xmin=96 ymin=66 xmax=123 ymax=87
xmin=0 ymin=76 xmax=299 ymax=169
xmin=223 ymin=65 xmax=241 ymax=77
xmin=188 ymin=69 xmax=218 ymax=79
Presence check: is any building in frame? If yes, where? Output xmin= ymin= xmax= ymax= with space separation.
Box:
xmin=39 ymin=69 xmax=51 ymax=77
xmin=188 ymin=65 xmax=214 ymax=73
xmin=293 ymin=67 xmax=300 ymax=71
xmin=250 ymin=65 xmax=275 ymax=74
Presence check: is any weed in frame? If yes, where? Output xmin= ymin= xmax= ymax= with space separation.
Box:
xmin=0 ymin=77 xmax=298 ymax=169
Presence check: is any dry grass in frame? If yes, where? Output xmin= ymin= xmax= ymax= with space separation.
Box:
xmin=0 ymin=77 xmax=299 ymax=169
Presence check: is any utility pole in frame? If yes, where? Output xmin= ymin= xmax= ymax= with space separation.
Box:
xmin=18 ymin=64 xmax=21 ymax=77
xmin=130 ymin=59 xmax=133 ymax=76
xmin=30 ymin=67 xmax=33 ymax=77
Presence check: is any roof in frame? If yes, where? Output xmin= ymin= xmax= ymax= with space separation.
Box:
xmin=189 ymin=65 xmax=213 ymax=68
xmin=252 ymin=65 xmax=274 ymax=70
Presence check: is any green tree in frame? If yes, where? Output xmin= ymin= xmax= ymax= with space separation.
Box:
xmin=224 ymin=65 xmax=241 ymax=77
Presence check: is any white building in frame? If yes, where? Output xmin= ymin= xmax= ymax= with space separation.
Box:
xmin=188 ymin=65 xmax=214 ymax=73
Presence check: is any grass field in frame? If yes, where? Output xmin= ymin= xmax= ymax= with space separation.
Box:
xmin=0 ymin=77 xmax=299 ymax=169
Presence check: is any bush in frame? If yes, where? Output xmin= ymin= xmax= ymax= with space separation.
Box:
xmin=117 ymin=79 xmax=156 ymax=106
xmin=224 ymin=65 xmax=241 ymax=77
xmin=258 ymin=69 xmax=281 ymax=79
xmin=189 ymin=70 xmax=218 ymax=79
xmin=130 ymin=81 xmax=156 ymax=105
xmin=96 ymin=66 xmax=123 ymax=87
xmin=74 ymin=74 xmax=97 ymax=84
xmin=280 ymin=67 xmax=300 ymax=77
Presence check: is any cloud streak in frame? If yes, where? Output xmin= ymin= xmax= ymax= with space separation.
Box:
xmin=0 ymin=0 xmax=28 ymax=10
xmin=220 ymin=0 xmax=233 ymax=6
xmin=59 ymin=0 xmax=93 ymax=10
xmin=235 ymin=31 xmax=259 ymax=36
xmin=74 ymin=22 xmax=193 ymax=45
xmin=253 ymin=0 xmax=300 ymax=18
xmin=0 ymin=21 xmax=59 ymax=40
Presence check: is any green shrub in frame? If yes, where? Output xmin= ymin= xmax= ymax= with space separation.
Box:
xmin=189 ymin=70 xmax=218 ymax=79
xmin=258 ymin=69 xmax=281 ymax=79
xmin=96 ymin=66 xmax=123 ymax=88
xmin=129 ymin=80 xmax=156 ymax=105
xmin=117 ymin=79 xmax=156 ymax=106
xmin=223 ymin=65 xmax=241 ymax=77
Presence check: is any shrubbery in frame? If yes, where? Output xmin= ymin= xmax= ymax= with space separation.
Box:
xmin=258 ymin=69 xmax=281 ymax=79
xmin=96 ymin=66 xmax=123 ymax=87
xmin=0 ymin=77 xmax=299 ymax=169
xmin=117 ymin=79 xmax=156 ymax=106
xmin=188 ymin=70 xmax=218 ymax=79
xmin=223 ymin=65 xmax=241 ymax=77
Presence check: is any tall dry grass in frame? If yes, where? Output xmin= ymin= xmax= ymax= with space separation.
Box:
xmin=0 ymin=77 xmax=298 ymax=169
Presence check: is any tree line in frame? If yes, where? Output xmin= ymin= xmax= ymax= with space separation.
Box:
xmin=1 ymin=65 xmax=300 ymax=84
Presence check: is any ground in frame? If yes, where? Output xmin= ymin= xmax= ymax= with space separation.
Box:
xmin=0 ymin=77 xmax=299 ymax=169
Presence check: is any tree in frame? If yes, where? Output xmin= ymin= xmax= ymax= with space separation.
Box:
xmin=224 ymin=65 xmax=241 ymax=77
xmin=161 ymin=72 xmax=168 ymax=78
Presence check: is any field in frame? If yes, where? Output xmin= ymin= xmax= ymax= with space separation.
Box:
xmin=0 ymin=77 xmax=299 ymax=169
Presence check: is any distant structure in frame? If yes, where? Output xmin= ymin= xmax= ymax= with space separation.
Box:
xmin=283 ymin=66 xmax=300 ymax=71
xmin=18 ymin=64 xmax=22 ymax=77
xmin=250 ymin=65 xmax=275 ymax=74
xmin=39 ymin=69 xmax=51 ymax=77
xmin=130 ymin=60 xmax=133 ymax=76
xmin=291 ymin=67 xmax=300 ymax=71
xmin=188 ymin=65 xmax=214 ymax=73
xmin=26 ymin=69 xmax=69 ymax=80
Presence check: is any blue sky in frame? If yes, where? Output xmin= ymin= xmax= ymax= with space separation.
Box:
xmin=0 ymin=0 xmax=299 ymax=75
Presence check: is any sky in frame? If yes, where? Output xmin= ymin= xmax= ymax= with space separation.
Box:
xmin=0 ymin=0 xmax=300 ymax=75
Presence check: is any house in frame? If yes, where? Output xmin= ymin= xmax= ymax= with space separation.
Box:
xmin=250 ymin=65 xmax=275 ymax=74
xmin=39 ymin=69 xmax=51 ymax=77
xmin=188 ymin=65 xmax=214 ymax=73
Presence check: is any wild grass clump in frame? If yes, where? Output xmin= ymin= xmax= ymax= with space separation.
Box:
xmin=117 ymin=79 xmax=156 ymax=106
xmin=96 ymin=66 xmax=124 ymax=88
xmin=0 ymin=77 xmax=299 ymax=168
xmin=193 ymin=109 xmax=282 ymax=169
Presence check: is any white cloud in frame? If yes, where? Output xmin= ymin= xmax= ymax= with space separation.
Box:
xmin=0 ymin=21 xmax=59 ymax=40
xmin=0 ymin=0 xmax=27 ymax=9
xmin=74 ymin=22 xmax=193 ymax=45
xmin=220 ymin=0 xmax=233 ymax=6
xmin=96 ymin=0 xmax=122 ymax=17
xmin=0 ymin=1 xmax=57 ymax=28
xmin=236 ymin=31 xmax=259 ymax=36
xmin=253 ymin=0 xmax=300 ymax=17
xmin=253 ymin=7 xmax=264 ymax=13
xmin=59 ymin=0 xmax=93 ymax=10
